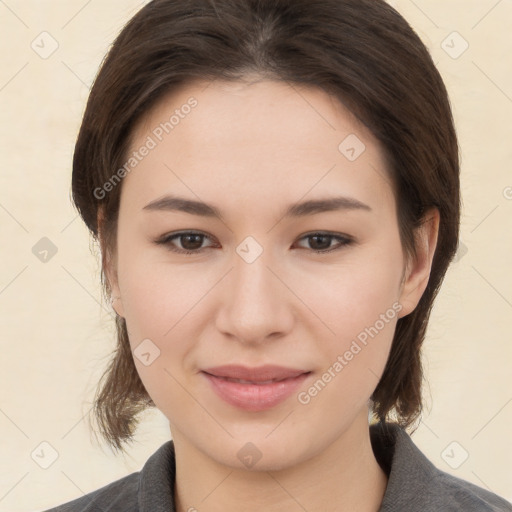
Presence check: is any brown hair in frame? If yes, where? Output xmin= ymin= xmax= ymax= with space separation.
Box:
xmin=73 ymin=0 xmax=460 ymax=453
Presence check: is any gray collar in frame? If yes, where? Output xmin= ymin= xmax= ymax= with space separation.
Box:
xmin=135 ymin=422 xmax=511 ymax=512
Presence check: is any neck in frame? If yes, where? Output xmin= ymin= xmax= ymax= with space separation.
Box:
xmin=172 ymin=411 xmax=388 ymax=512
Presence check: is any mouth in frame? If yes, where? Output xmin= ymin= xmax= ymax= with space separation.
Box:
xmin=211 ymin=376 xmax=296 ymax=385
xmin=201 ymin=365 xmax=312 ymax=411
xmin=202 ymin=364 xmax=310 ymax=382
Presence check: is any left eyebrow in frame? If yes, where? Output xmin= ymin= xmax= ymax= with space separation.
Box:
xmin=284 ymin=196 xmax=372 ymax=217
xmin=142 ymin=194 xmax=372 ymax=218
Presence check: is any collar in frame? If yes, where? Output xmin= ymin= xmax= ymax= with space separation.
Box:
xmin=135 ymin=422 xmax=509 ymax=512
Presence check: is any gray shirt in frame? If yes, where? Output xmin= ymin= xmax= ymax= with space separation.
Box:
xmin=44 ymin=422 xmax=512 ymax=511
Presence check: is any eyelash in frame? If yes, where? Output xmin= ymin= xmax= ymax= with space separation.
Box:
xmin=154 ymin=230 xmax=354 ymax=255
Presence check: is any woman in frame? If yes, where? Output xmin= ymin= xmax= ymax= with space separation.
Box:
xmin=44 ymin=0 xmax=512 ymax=510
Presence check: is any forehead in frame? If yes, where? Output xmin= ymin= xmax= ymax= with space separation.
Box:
xmin=134 ymin=78 xmax=374 ymax=151
xmin=122 ymin=79 xmax=395 ymax=218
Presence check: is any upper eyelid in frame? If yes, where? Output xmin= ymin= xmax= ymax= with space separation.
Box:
xmin=157 ymin=230 xmax=353 ymax=247
xmin=157 ymin=229 xmax=351 ymax=239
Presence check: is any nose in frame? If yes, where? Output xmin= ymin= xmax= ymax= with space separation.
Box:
xmin=214 ymin=247 xmax=295 ymax=345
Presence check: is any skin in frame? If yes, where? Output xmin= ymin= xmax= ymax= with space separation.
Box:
xmin=103 ymin=78 xmax=439 ymax=512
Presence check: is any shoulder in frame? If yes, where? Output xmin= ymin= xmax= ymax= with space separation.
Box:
xmin=430 ymin=470 xmax=512 ymax=511
xmin=371 ymin=422 xmax=512 ymax=512
xmin=42 ymin=471 xmax=140 ymax=512
xmin=42 ymin=440 xmax=176 ymax=512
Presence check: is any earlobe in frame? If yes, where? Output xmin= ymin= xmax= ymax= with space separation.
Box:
xmin=398 ymin=207 xmax=440 ymax=318
xmin=97 ymin=207 xmax=125 ymax=318
xmin=110 ymin=295 xmax=125 ymax=317
xmin=104 ymin=253 xmax=126 ymax=318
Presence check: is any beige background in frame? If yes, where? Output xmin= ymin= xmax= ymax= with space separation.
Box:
xmin=0 ymin=0 xmax=511 ymax=510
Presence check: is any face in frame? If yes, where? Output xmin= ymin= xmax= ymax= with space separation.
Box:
xmin=106 ymin=78 xmax=433 ymax=471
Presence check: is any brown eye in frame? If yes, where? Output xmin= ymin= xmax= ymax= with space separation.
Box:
xmin=154 ymin=230 xmax=353 ymax=256
xmin=155 ymin=231 xmax=215 ymax=254
xmin=295 ymin=232 xmax=353 ymax=253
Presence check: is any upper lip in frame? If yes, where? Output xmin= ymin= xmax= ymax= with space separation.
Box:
xmin=202 ymin=365 xmax=309 ymax=382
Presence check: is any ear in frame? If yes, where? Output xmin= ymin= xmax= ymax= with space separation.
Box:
xmin=398 ymin=207 xmax=440 ymax=318
xmin=97 ymin=207 xmax=125 ymax=318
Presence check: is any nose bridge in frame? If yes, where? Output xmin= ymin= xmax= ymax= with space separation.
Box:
xmin=233 ymin=241 xmax=274 ymax=303
xmin=215 ymin=237 xmax=293 ymax=342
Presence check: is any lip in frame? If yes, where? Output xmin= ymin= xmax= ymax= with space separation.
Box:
xmin=201 ymin=365 xmax=311 ymax=411
xmin=202 ymin=364 xmax=309 ymax=382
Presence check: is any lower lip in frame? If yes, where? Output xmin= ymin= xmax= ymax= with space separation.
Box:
xmin=202 ymin=372 xmax=311 ymax=411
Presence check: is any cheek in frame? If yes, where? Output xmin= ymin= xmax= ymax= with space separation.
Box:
xmin=295 ymin=245 xmax=403 ymax=336
xmin=295 ymin=244 xmax=403 ymax=390
xmin=299 ymin=266 xmax=401 ymax=415
xmin=118 ymin=229 xmax=404 ymax=346
xmin=116 ymin=241 xmax=201 ymax=339
xmin=115 ymin=245 xmax=212 ymax=405
xmin=116 ymin=255 xmax=198 ymax=413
